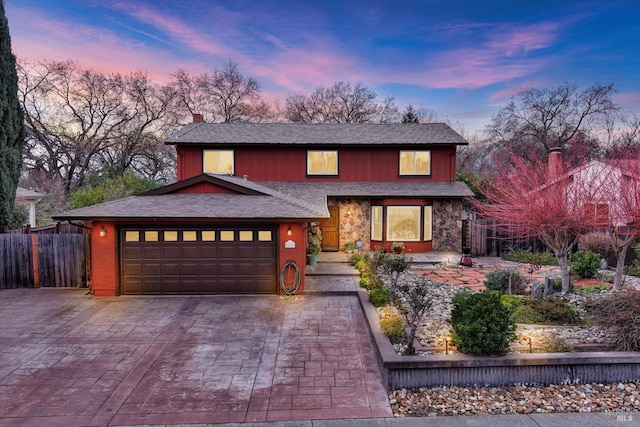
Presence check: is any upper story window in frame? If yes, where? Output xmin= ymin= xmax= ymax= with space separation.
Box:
xmin=203 ymin=150 xmax=234 ymax=175
xmin=399 ymin=150 xmax=431 ymax=175
xmin=307 ymin=150 xmax=338 ymax=175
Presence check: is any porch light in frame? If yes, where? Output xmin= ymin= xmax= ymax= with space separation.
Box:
xmin=287 ymin=225 xmax=292 ymax=236
xmin=99 ymin=226 xmax=107 ymax=237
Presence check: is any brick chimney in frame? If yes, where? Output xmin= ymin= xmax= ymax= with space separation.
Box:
xmin=548 ymin=147 xmax=563 ymax=179
xmin=192 ymin=113 xmax=204 ymax=123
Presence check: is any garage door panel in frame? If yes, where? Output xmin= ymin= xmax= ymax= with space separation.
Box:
xmin=121 ymin=227 xmax=276 ymax=295
xmin=237 ymin=246 xmax=255 ymax=258
xmin=217 ymin=261 xmax=237 ymax=275
xmin=181 ymin=246 xmax=199 ymax=259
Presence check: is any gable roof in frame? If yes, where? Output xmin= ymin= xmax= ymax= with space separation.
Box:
xmin=166 ymin=123 xmax=468 ymax=146
xmin=53 ymin=174 xmax=329 ymax=222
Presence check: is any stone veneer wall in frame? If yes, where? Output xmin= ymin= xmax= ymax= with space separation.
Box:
xmin=328 ymin=198 xmax=371 ymax=251
xmin=432 ymin=199 xmax=462 ymax=252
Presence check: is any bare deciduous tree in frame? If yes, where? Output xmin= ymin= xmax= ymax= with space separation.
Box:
xmin=170 ymin=61 xmax=273 ymax=123
xmin=487 ymin=82 xmax=618 ymax=164
xmin=284 ymin=81 xmax=398 ymax=123
xmin=17 ymin=59 xmax=177 ymax=194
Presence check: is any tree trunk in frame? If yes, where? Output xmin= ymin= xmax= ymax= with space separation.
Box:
xmin=557 ymin=252 xmax=571 ymax=294
xmin=613 ymin=244 xmax=629 ymax=291
xmin=405 ymin=323 xmax=417 ymax=355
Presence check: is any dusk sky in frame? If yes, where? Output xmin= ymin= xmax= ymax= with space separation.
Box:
xmin=5 ymin=0 xmax=640 ymax=132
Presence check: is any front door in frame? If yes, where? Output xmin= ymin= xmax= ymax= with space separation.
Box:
xmin=320 ymin=207 xmax=339 ymax=251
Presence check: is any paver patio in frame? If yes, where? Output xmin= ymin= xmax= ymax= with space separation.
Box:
xmin=0 ymin=289 xmax=391 ymax=426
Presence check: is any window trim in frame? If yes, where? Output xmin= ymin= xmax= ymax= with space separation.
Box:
xmin=371 ymin=206 xmax=383 ymax=241
xmin=423 ymin=205 xmax=433 ymax=241
xmin=203 ymin=149 xmax=235 ymax=175
xmin=399 ymin=150 xmax=431 ymax=176
xmin=386 ymin=206 xmax=421 ymax=242
xmin=306 ymin=150 xmax=339 ymax=176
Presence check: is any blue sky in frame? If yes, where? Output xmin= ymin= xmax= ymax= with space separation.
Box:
xmin=5 ymin=0 xmax=640 ymax=132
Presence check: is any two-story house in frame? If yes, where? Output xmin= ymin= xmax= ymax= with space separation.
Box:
xmin=54 ymin=120 xmax=472 ymax=296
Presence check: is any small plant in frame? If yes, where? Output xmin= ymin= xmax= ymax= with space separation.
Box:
xmin=570 ymin=250 xmax=601 ymax=279
xmin=369 ymin=288 xmax=391 ymax=307
xmin=344 ymin=241 xmax=357 ymax=253
xmin=484 ymin=269 xmax=528 ymax=295
xmin=380 ymin=315 xmax=406 ymax=344
xmin=450 ymin=291 xmax=517 ymax=356
xmin=354 ymin=260 xmax=367 ymax=272
xmin=539 ymin=333 xmax=576 ymax=353
xmin=390 ymin=241 xmax=405 ymax=254
xmin=387 ymin=275 xmax=433 ymax=355
xmin=575 ymin=284 xmax=610 ymax=293
xmin=379 ymin=253 xmax=412 ymax=288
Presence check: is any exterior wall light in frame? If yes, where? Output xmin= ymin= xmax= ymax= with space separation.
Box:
xmin=287 ymin=225 xmax=292 ymax=236
xmin=100 ymin=226 xmax=107 ymax=237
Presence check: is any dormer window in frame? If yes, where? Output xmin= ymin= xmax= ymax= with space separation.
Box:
xmin=399 ymin=150 xmax=430 ymax=175
xmin=203 ymin=150 xmax=234 ymax=175
xmin=307 ymin=150 xmax=338 ymax=175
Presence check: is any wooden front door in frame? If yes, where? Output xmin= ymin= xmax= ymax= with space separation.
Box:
xmin=320 ymin=207 xmax=339 ymax=251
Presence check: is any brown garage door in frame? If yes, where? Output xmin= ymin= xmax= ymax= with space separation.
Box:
xmin=120 ymin=227 xmax=277 ymax=295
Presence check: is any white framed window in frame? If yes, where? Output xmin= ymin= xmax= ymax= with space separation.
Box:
xmin=371 ymin=206 xmax=383 ymax=241
xmin=399 ymin=150 xmax=431 ymax=175
xmin=424 ymin=205 xmax=433 ymax=241
xmin=203 ymin=150 xmax=234 ymax=174
xmin=307 ymin=150 xmax=338 ymax=175
xmin=386 ymin=206 xmax=421 ymax=241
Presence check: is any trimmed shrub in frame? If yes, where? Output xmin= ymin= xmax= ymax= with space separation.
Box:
xmin=571 ymin=250 xmax=601 ymax=279
xmin=502 ymin=249 xmax=558 ymax=266
xmin=523 ymin=297 xmax=580 ymax=324
xmin=484 ymin=269 xmax=528 ymax=295
xmin=369 ymin=288 xmax=391 ymax=307
xmin=512 ymin=304 xmax=544 ymax=324
xmin=579 ymin=232 xmax=616 ymax=263
xmin=379 ymin=253 xmax=412 ymax=288
xmin=380 ymin=315 xmax=406 ymax=344
xmin=587 ymin=291 xmax=640 ymax=351
xmin=450 ymin=291 xmax=517 ymax=356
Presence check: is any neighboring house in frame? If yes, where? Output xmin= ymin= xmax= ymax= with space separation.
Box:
xmin=15 ymin=187 xmax=43 ymax=227
xmin=54 ymin=121 xmax=472 ymax=296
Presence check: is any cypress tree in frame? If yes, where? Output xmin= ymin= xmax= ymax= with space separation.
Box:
xmin=0 ymin=1 xmax=25 ymax=232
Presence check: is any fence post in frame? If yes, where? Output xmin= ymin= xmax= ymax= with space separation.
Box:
xmin=31 ymin=234 xmax=39 ymax=288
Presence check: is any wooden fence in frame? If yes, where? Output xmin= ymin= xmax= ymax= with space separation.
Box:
xmin=469 ymin=219 xmax=547 ymax=257
xmin=0 ymin=234 xmax=89 ymax=289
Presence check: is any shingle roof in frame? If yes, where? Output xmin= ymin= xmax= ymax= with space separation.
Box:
xmin=166 ymin=123 xmax=468 ymax=146
xmin=53 ymin=193 xmax=328 ymax=221
xmin=264 ymin=181 xmax=474 ymax=199
xmin=53 ymin=178 xmax=472 ymax=222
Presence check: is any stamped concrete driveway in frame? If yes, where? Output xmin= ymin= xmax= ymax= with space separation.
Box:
xmin=0 ymin=289 xmax=391 ymax=426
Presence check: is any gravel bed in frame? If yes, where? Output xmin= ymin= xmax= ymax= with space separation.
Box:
xmin=390 ymin=382 xmax=640 ymax=416
xmin=384 ymin=269 xmax=640 ymax=417
xmin=380 ymin=270 xmax=639 ymax=354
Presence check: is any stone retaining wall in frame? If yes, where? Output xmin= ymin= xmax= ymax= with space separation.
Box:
xmin=357 ymin=288 xmax=640 ymax=390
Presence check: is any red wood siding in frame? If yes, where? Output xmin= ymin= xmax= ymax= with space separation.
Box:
xmin=91 ymin=222 xmax=118 ymax=296
xmin=178 ymin=145 xmax=457 ymax=182
xmin=173 ymin=182 xmax=236 ymax=194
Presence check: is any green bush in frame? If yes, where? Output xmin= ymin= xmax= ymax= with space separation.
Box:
xmin=575 ymin=284 xmax=610 ymax=293
xmin=380 ymin=315 xmax=406 ymax=344
xmin=369 ymin=288 xmax=391 ymax=307
xmin=484 ymin=269 xmax=528 ymax=295
xmin=379 ymin=254 xmax=412 ymax=287
xmin=523 ymin=297 xmax=580 ymax=324
xmin=512 ymin=304 xmax=544 ymax=324
xmin=571 ymin=250 xmax=601 ymax=279
xmin=450 ymin=291 xmax=517 ymax=356
xmin=502 ymin=249 xmax=558 ymax=266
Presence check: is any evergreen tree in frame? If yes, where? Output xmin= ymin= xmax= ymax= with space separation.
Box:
xmin=0 ymin=1 xmax=25 ymax=232
xmin=401 ymin=104 xmax=420 ymax=123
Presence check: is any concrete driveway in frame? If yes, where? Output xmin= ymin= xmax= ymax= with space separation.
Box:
xmin=0 ymin=289 xmax=391 ymax=426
